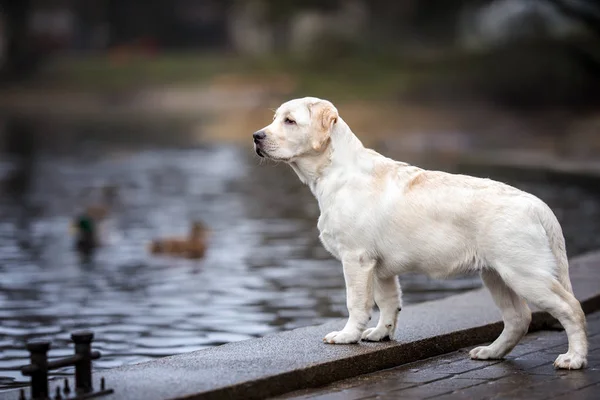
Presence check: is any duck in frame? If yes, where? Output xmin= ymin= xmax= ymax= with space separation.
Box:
xmin=149 ymin=221 xmax=208 ymax=259
xmin=71 ymin=213 xmax=99 ymax=257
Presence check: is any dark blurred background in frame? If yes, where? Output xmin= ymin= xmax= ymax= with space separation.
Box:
xmin=1 ymin=0 xmax=600 ymax=154
xmin=0 ymin=0 xmax=599 ymax=392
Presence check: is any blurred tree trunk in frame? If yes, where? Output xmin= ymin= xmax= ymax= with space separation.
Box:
xmin=366 ymin=0 xmax=419 ymax=46
xmin=412 ymin=0 xmax=479 ymax=47
xmin=0 ymin=0 xmax=37 ymax=81
xmin=263 ymin=0 xmax=299 ymax=53
xmin=106 ymin=0 xmax=126 ymax=47
xmin=263 ymin=0 xmax=339 ymax=53
xmin=271 ymin=19 xmax=289 ymax=53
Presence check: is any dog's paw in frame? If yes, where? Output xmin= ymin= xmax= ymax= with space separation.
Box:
xmin=323 ymin=330 xmax=361 ymax=344
xmin=554 ymin=352 xmax=587 ymax=370
xmin=469 ymin=346 xmax=503 ymax=360
xmin=361 ymin=327 xmax=391 ymax=342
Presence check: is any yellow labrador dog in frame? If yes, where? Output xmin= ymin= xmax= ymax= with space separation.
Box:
xmin=253 ymin=97 xmax=587 ymax=370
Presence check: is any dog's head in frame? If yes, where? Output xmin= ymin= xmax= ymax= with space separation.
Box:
xmin=253 ymin=97 xmax=338 ymax=162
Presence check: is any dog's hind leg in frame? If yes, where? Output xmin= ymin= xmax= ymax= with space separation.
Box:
xmin=496 ymin=265 xmax=587 ymax=369
xmin=470 ymin=269 xmax=532 ymax=360
xmin=362 ymin=275 xmax=401 ymax=342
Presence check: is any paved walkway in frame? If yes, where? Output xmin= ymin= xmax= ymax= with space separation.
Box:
xmin=278 ymin=311 xmax=600 ymax=400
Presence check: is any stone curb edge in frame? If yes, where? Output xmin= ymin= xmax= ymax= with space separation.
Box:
xmin=175 ymin=290 xmax=600 ymax=400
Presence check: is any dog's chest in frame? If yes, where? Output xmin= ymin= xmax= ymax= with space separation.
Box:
xmin=314 ymin=180 xmax=383 ymax=260
xmin=317 ymin=214 xmax=342 ymax=260
xmin=316 ymin=206 xmax=371 ymax=260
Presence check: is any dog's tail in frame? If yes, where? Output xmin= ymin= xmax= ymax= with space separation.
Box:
xmin=537 ymin=203 xmax=574 ymax=295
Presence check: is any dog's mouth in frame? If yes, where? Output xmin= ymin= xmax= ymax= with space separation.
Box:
xmin=254 ymin=143 xmax=292 ymax=162
xmin=255 ymin=146 xmax=265 ymax=158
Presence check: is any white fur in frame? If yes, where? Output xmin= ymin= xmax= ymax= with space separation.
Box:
xmin=254 ymin=97 xmax=588 ymax=369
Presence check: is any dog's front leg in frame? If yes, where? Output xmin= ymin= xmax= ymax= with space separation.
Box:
xmin=324 ymin=254 xmax=375 ymax=344
xmin=362 ymin=275 xmax=401 ymax=341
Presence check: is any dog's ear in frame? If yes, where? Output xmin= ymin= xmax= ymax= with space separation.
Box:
xmin=310 ymin=102 xmax=338 ymax=152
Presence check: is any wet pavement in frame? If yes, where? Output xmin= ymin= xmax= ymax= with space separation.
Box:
xmin=278 ymin=310 xmax=600 ymax=400
xmin=1 ymin=119 xmax=599 ymax=391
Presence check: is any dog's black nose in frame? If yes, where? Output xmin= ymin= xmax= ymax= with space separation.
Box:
xmin=253 ymin=130 xmax=266 ymax=142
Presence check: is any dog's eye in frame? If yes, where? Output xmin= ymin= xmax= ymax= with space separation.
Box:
xmin=284 ymin=118 xmax=296 ymax=125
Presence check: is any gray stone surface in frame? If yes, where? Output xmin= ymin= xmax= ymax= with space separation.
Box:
xmin=3 ymin=251 xmax=600 ymax=400
xmin=278 ymin=310 xmax=600 ymax=399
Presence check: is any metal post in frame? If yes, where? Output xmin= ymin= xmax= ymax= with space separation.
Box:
xmin=71 ymin=331 xmax=94 ymax=394
xmin=26 ymin=341 xmax=50 ymax=400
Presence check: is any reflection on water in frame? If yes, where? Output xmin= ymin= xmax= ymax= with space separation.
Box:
xmin=1 ymin=120 xmax=599 ymax=390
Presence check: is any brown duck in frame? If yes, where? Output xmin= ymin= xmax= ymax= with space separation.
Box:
xmin=149 ymin=221 xmax=208 ymax=259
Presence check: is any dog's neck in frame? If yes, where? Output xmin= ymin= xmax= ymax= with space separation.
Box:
xmin=289 ymin=117 xmax=365 ymax=198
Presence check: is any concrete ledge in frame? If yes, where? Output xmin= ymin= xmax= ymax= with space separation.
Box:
xmin=3 ymin=252 xmax=600 ymax=400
